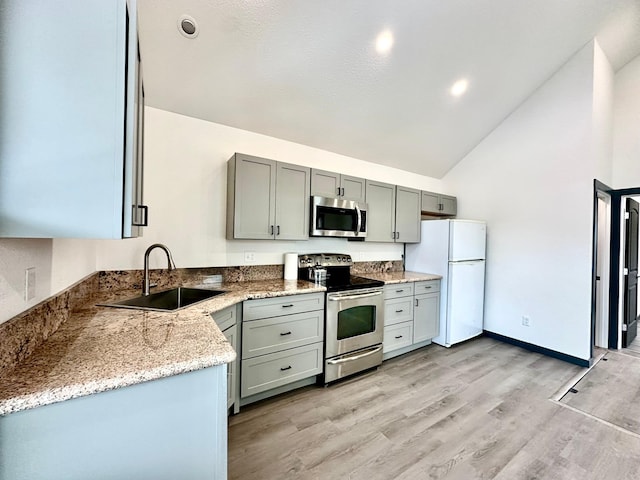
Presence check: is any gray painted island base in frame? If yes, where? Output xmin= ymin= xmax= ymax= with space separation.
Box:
xmin=0 ymin=365 xmax=227 ymax=480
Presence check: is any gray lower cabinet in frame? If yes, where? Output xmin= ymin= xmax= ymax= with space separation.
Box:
xmin=211 ymin=305 xmax=239 ymax=414
xmin=227 ymin=153 xmax=310 ymax=240
xmin=413 ymin=281 xmax=441 ymax=343
xmin=240 ymin=293 xmax=324 ymax=404
xmin=383 ymin=280 xmax=441 ymax=360
xmin=422 ymin=191 xmax=457 ymax=216
xmin=310 ymin=169 xmax=366 ymax=202
xmin=0 ymin=367 xmax=228 ymax=480
xmin=365 ymin=181 xmax=421 ymax=243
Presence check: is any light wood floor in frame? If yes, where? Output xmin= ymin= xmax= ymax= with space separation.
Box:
xmin=228 ymin=337 xmax=640 ymax=480
xmin=562 ymin=350 xmax=640 ymax=435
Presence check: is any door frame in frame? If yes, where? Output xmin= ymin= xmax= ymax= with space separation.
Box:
xmin=592 ymin=180 xmax=612 ymax=358
xmin=605 ymin=185 xmax=640 ymax=349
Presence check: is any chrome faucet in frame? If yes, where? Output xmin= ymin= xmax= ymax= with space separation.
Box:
xmin=143 ymin=244 xmax=176 ymax=295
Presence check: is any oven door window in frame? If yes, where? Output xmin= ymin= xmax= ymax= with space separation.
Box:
xmin=337 ymin=305 xmax=376 ymax=340
xmin=316 ymin=206 xmax=358 ymax=232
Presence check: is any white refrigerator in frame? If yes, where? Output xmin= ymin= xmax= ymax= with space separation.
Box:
xmin=405 ymin=219 xmax=486 ymax=347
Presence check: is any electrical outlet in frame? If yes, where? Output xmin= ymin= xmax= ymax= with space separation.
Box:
xmin=244 ymin=251 xmax=256 ymax=263
xmin=522 ymin=315 xmax=531 ymax=327
xmin=25 ymin=267 xmax=36 ymax=302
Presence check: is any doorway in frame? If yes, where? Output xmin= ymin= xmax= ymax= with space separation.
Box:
xmin=592 ymin=182 xmax=611 ymax=360
xmin=604 ymin=187 xmax=640 ymax=351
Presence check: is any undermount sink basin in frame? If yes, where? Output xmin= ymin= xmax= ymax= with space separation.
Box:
xmin=101 ymin=287 xmax=225 ymax=312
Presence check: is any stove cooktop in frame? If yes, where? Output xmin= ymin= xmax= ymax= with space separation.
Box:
xmin=297 ymin=253 xmax=384 ymax=292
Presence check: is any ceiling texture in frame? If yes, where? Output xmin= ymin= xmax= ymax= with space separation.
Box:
xmin=137 ymin=0 xmax=640 ymax=179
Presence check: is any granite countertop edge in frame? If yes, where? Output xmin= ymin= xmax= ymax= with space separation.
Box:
xmin=361 ymin=271 xmax=443 ymax=284
xmin=0 ymin=280 xmax=326 ymax=416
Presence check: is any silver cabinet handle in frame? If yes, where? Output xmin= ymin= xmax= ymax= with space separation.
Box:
xmin=326 ymin=345 xmax=382 ymax=365
xmin=328 ymin=291 xmax=382 ymax=301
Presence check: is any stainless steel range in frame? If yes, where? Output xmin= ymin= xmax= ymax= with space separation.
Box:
xmin=298 ymin=253 xmax=384 ymax=383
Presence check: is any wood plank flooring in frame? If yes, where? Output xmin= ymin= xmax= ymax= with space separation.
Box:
xmin=561 ymin=351 xmax=640 ymax=435
xmin=228 ymin=337 xmax=640 ymax=479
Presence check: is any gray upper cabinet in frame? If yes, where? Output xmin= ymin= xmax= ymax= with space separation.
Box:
xmin=421 ymin=191 xmax=457 ymax=216
xmin=366 ymin=182 xmax=421 ymax=243
xmin=395 ymin=186 xmax=421 ymax=243
xmin=227 ymin=153 xmax=309 ymax=240
xmin=365 ymin=180 xmax=396 ymax=242
xmin=0 ymin=0 xmax=145 ymax=239
xmin=440 ymin=194 xmax=458 ymax=216
xmin=310 ymin=169 xmax=366 ymax=202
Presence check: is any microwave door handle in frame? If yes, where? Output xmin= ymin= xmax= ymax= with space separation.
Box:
xmin=355 ymin=205 xmax=362 ymax=236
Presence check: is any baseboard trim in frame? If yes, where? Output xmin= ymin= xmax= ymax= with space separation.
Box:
xmin=483 ymin=330 xmax=590 ymax=367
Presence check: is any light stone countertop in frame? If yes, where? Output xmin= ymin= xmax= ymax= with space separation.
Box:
xmin=361 ymin=271 xmax=442 ymax=284
xmin=0 ymin=279 xmax=325 ymax=416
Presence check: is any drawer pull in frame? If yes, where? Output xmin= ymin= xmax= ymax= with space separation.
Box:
xmin=423 ymin=286 xmax=432 ymax=289
xmin=280 ymin=365 xmax=292 ymax=371
xmin=395 ymin=309 xmax=404 ymax=313
xmin=282 ymin=304 xmax=294 ymax=308
xmin=395 ymin=335 xmax=403 ymax=339
xmin=280 ymin=331 xmax=292 ymax=336
xmin=396 ymin=289 xmax=405 ymax=293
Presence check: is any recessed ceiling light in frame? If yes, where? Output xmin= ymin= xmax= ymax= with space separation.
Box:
xmin=178 ymin=14 xmax=199 ymax=39
xmin=450 ymin=79 xmax=469 ymax=97
xmin=376 ymin=30 xmax=394 ymax=54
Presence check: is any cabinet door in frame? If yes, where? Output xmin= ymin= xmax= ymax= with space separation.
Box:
xmin=421 ymin=191 xmax=440 ymax=214
xmin=341 ymin=175 xmax=366 ymax=203
xmin=222 ymin=323 xmax=237 ymax=410
xmin=311 ymin=169 xmax=341 ymax=198
xmin=395 ymin=186 xmax=421 ymax=243
xmin=440 ymin=195 xmax=457 ymax=216
xmin=232 ymin=154 xmax=277 ymax=239
xmin=0 ymin=0 xmax=132 ymax=238
xmin=275 ymin=163 xmax=310 ymax=240
xmin=414 ymin=292 xmax=439 ymax=343
xmin=365 ymin=180 xmax=396 ymax=242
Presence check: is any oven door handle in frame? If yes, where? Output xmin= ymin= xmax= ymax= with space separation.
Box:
xmin=326 ymin=345 xmax=382 ymax=365
xmin=328 ymin=291 xmax=382 ymax=301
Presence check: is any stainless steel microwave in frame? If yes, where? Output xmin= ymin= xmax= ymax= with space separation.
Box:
xmin=310 ymin=196 xmax=368 ymax=238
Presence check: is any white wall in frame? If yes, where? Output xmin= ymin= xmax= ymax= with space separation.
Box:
xmin=95 ymin=109 xmax=445 ymax=270
xmin=0 ymin=238 xmax=97 ymax=324
xmin=442 ymin=42 xmax=606 ymax=361
xmin=612 ymin=54 xmax=640 ymax=189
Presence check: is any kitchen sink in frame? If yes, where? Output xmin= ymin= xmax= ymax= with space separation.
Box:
xmin=100 ymin=287 xmax=225 ymax=312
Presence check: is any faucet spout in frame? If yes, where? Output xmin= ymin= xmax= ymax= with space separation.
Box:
xmin=143 ymin=244 xmax=176 ymax=295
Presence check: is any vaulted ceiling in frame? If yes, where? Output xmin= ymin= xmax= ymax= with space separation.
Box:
xmin=137 ymin=0 xmax=640 ymax=179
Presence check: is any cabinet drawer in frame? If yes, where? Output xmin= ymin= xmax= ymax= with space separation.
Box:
xmin=243 ymin=292 xmax=324 ymax=321
xmin=210 ymin=305 xmax=236 ymax=332
xmin=384 ymin=283 xmax=415 ymax=300
xmin=242 ymin=310 xmax=324 ymax=359
xmin=414 ymin=280 xmax=441 ymax=295
xmin=384 ymin=297 xmax=414 ymax=326
xmin=383 ymin=321 xmax=413 ymax=353
xmin=241 ymin=343 xmax=323 ymax=398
